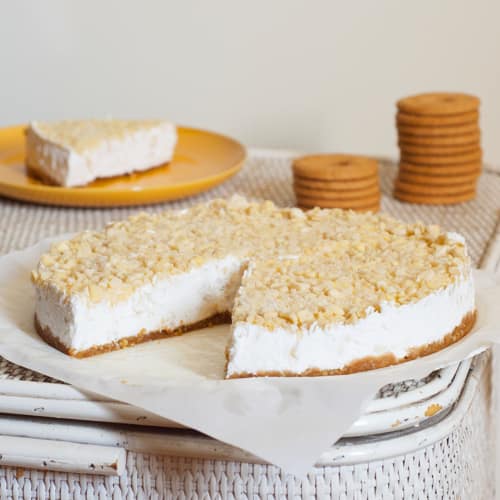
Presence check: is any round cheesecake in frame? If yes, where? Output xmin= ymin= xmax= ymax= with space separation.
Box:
xmin=31 ymin=197 xmax=475 ymax=377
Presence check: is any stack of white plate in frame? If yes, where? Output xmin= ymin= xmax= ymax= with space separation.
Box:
xmin=0 ymin=355 xmax=473 ymax=473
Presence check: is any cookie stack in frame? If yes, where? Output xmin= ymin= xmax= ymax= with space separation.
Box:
xmin=292 ymin=154 xmax=380 ymax=212
xmin=394 ymin=92 xmax=481 ymax=205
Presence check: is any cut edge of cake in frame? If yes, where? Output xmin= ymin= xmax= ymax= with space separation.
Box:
xmin=33 ymin=254 xmax=244 ymax=357
xmin=225 ymin=263 xmax=475 ymax=378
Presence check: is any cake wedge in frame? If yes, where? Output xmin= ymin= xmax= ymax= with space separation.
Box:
xmin=226 ymin=240 xmax=475 ymax=378
xmin=26 ymin=119 xmax=177 ymax=187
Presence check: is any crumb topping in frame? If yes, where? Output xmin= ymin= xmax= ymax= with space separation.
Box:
xmin=232 ymin=229 xmax=467 ymax=328
xmin=30 ymin=119 xmax=167 ymax=153
xmin=32 ymin=197 xmax=470 ymax=325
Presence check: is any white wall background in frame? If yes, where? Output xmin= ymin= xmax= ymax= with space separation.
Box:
xmin=1 ymin=1 xmax=499 ymax=164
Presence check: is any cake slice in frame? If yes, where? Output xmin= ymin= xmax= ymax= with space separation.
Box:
xmin=26 ymin=119 xmax=177 ymax=187
xmin=31 ymin=207 xmax=246 ymax=357
xmin=226 ymin=235 xmax=475 ymax=378
xmin=31 ymin=198 xmax=475 ymax=374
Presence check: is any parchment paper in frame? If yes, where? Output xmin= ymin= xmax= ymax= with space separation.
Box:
xmin=0 ymin=237 xmax=499 ymax=476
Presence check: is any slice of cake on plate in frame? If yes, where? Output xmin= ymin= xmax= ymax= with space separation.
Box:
xmin=31 ymin=197 xmax=475 ymax=376
xmin=26 ymin=119 xmax=177 ymax=187
xmin=226 ymin=235 xmax=474 ymax=378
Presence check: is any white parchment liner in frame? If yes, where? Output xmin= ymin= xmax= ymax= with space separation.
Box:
xmin=0 ymin=237 xmax=499 ymax=476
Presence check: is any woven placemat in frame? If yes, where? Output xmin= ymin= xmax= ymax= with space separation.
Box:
xmin=0 ymin=152 xmax=499 ymax=385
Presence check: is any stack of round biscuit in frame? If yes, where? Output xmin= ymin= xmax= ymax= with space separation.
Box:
xmin=292 ymin=154 xmax=380 ymax=212
xmin=394 ymin=92 xmax=481 ymax=204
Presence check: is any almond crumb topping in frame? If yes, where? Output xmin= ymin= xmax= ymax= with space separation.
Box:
xmin=30 ymin=119 xmax=168 ymax=153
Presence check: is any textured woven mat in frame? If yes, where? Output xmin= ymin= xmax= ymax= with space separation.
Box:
xmin=0 ymin=152 xmax=499 ymax=385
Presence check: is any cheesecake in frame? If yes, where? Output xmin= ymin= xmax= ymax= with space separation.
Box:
xmin=31 ymin=197 xmax=475 ymax=376
xmin=26 ymin=119 xmax=177 ymax=187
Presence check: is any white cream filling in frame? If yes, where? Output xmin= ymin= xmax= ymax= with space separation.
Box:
xmin=226 ymin=270 xmax=475 ymax=376
xmin=35 ymin=256 xmax=244 ymax=352
xmin=26 ymin=122 xmax=177 ymax=187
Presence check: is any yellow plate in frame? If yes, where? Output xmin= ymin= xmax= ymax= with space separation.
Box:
xmin=0 ymin=125 xmax=246 ymax=207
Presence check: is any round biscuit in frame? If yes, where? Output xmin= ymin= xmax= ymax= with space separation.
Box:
xmin=397 ymin=123 xmax=479 ymax=137
xmin=293 ymin=175 xmax=378 ymax=191
xmin=394 ymin=189 xmax=476 ymax=205
xmin=292 ymin=154 xmax=378 ymax=180
xmin=398 ymin=131 xmax=480 ymax=146
xmin=394 ymin=178 xmax=477 ymax=196
xmin=396 ymin=93 xmax=480 ymax=115
xmin=295 ymin=193 xmax=380 ymax=209
xmin=294 ymin=183 xmax=380 ymax=200
xmin=398 ymin=142 xmax=479 ymax=156
xmin=396 ymin=110 xmax=479 ymax=126
xmin=399 ymin=162 xmax=481 ymax=176
xmin=400 ymin=149 xmax=482 ymax=165
xmin=397 ymin=170 xmax=480 ymax=186
xmin=298 ymin=201 xmax=380 ymax=213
